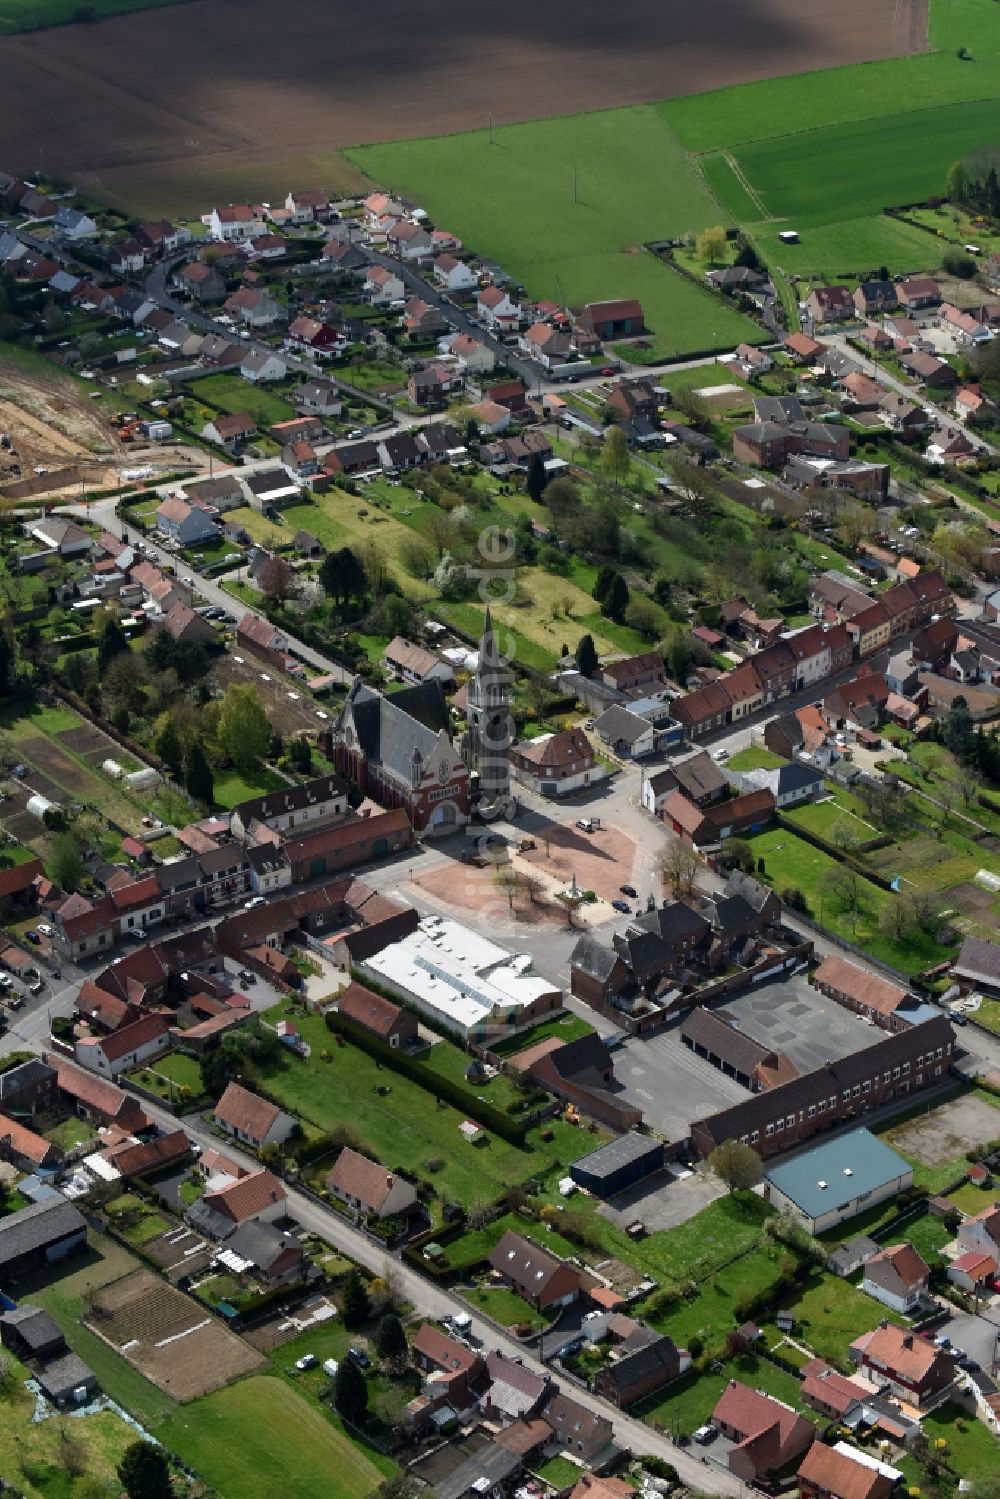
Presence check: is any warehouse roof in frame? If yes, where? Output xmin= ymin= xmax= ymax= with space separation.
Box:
xmin=765 ymin=1128 xmax=910 ymax=1220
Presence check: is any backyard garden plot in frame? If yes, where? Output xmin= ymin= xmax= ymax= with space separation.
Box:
xmin=86 ymin=1267 xmax=263 ymax=1399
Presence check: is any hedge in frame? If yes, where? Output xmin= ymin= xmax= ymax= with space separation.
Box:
xmin=775 ymin=812 xmax=894 ymax=890
xmin=323 ymin=1009 xmax=529 ymax=1146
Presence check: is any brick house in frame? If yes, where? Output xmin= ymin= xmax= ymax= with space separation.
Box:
xmin=850 ymin=1322 xmax=955 ymax=1405
xmin=712 ymin=1380 xmax=815 ymax=1481
xmin=326 ymin=1145 xmax=418 ymax=1219
xmin=488 ymin=1230 xmax=580 ymax=1309
xmin=593 ymin=1334 xmax=688 ymax=1408
xmin=798 ymin=1442 xmax=893 ymax=1499
xmin=337 ymin=980 xmax=419 ymax=1048
xmin=213 ymin=1081 xmax=297 ymax=1149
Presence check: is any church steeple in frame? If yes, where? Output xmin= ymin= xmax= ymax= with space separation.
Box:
xmin=465 ymin=605 xmax=514 ymax=815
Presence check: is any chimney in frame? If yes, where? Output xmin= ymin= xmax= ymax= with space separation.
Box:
xmin=903 ymin=1334 xmax=913 ymax=1349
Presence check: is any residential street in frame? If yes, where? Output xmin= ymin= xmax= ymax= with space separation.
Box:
xmin=136 ymin=1094 xmax=746 ymax=1495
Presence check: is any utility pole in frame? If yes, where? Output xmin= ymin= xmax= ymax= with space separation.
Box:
xmin=571 ymin=168 xmax=577 ymax=204
xmin=488 ymin=112 xmax=494 ymax=146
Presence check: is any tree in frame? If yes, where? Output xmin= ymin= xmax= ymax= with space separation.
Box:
xmin=342 ymin=1268 xmax=371 ymax=1328
xmin=97 ymin=613 xmax=129 ymax=674
xmin=660 ymin=840 xmax=701 ymax=898
xmin=602 ymin=573 xmax=630 ymax=623
xmin=708 ymin=1138 xmax=763 ymax=1194
xmin=526 ymin=450 xmax=547 ymax=504
xmin=575 ymin=633 xmax=598 ymax=679
xmin=601 ymin=425 xmax=629 ymax=484
xmin=592 ymin=565 xmax=616 ymax=604
xmin=218 ymin=683 xmax=269 ymax=772
xmin=185 ymin=738 xmax=214 ymax=805
xmin=257 ymin=555 xmax=297 ymax=603
xmin=542 ymin=477 xmax=579 ymax=518
xmin=0 ymin=627 xmax=14 ymax=699
xmin=695 ymin=225 xmax=728 ymax=263
xmin=374 ymin=1313 xmax=407 ymax=1371
xmin=117 ymin=1441 xmax=173 ymax=1499
xmin=946 ymin=158 xmax=971 ymax=204
xmin=50 ymin=832 xmax=84 ymax=893
xmin=332 ymin=1355 xmax=368 ymax=1426
xmin=320 ymin=546 xmax=368 ymax=608
xmin=155 ymin=716 xmax=184 ymax=779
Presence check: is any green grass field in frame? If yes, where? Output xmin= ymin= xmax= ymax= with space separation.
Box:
xmin=195 ymin=372 xmax=297 ymax=428
xmin=155 ymin=1377 xmax=383 ymax=1499
xmin=661 ymin=0 xmax=1000 ymax=151
xmin=349 ymin=106 xmax=761 ymax=359
xmin=0 ymin=0 xmax=186 ymax=36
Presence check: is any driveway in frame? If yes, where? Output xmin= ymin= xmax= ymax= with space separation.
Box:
xmin=934 ymin=1307 xmax=1000 ymax=1375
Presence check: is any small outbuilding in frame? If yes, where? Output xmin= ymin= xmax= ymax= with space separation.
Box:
xmin=570 ymin=1132 xmax=665 ymax=1199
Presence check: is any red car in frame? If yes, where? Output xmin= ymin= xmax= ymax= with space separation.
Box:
xmin=601 ymin=366 xmax=617 ymax=376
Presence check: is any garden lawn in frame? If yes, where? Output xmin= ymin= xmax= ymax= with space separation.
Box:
xmin=491 ymin=1012 xmax=595 ymax=1057
xmin=228 ymin=500 xmax=436 ymax=599
xmin=899 ymin=1209 xmax=953 ymax=1264
xmin=444 ymin=1210 xmax=581 ymax=1274
xmin=155 ymin=1376 xmax=383 ymax=1499
xmin=262 ymin=1006 xmax=576 ymax=1205
xmin=211 ymin=765 xmax=287 ymax=811
xmin=421 ymin=1038 xmax=523 ymax=1111
xmin=635 ymin=1192 xmax=773 ymax=1285
xmin=921 ymin=1401 xmax=1000 ymax=1481
xmin=42 ymin=1114 xmax=96 ymax=1151
xmin=130 ymin=1050 xmax=204 ymax=1102
xmin=0 ymin=1350 xmax=141 ymax=1499
xmin=465 ymin=1285 xmax=548 ymax=1331
xmin=535 ymin=1456 xmax=586 ymax=1491
xmin=350 ymin=107 xmax=760 ymax=358
xmin=755 ymin=213 xmax=944 ymax=278
xmin=641 ymin=1352 xmax=813 ymax=1435
xmin=746 ymin=826 xmax=948 ymax=975
xmin=758 ymin=1271 xmax=904 ymax=1367
xmin=648 ymin=1239 xmax=792 ymax=1355
xmin=726 ymin=746 xmax=784 ymax=772
xmin=195 ymin=373 xmax=297 ymax=427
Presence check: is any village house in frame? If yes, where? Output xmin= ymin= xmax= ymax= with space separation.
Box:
xmin=188 ymin=1168 xmax=287 ymax=1239
xmin=812 ymin=955 xmax=914 ymax=1031
xmin=478 ymin=285 xmax=521 ymax=332
xmin=337 ymin=980 xmax=420 ymax=1049
xmin=74 ymin=1014 xmax=170 ymax=1078
xmin=207 ymin=204 xmax=261 ymax=242
xmin=593 ymin=1333 xmax=689 ymax=1409
xmin=433 ymin=253 xmax=478 ymax=292
xmin=578 ymin=300 xmax=645 ymax=340
xmin=224 ymin=286 xmax=282 ymax=327
xmin=853 ymin=280 xmax=897 ymax=318
xmin=488 ymin=1230 xmax=581 ymax=1309
xmin=897 ymin=276 xmax=942 ymax=310
xmin=326 ymin=1145 xmax=418 ymax=1220
xmin=712 ymin=1381 xmax=815 ymax=1482
xmin=511 ymin=727 xmax=603 ymax=797
xmin=213 ymin=1081 xmax=296 ymax=1150
xmin=201 ymin=412 xmax=257 ymax=452
xmin=862 ymin=1243 xmax=930 ymax=1314
xmin=383 ymin=635 xmax=455 ymax=686
xmin=798 ymin=1443 xmax=894 ymax=1499
xmin=805 ymin=285 xmax=854 ymax=323
xmin=850 ymin=1322 xmax=955 ymax=1405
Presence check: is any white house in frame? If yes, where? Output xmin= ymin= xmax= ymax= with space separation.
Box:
xmin=444 ymin=333 xmax=496 ymax=374
xmin=25 ymin=517 xmax=93 ymax=557
xmin=241 ymin=348 xmax=288 ymax=384
xmin=53 ymin=207 xmax=98 ymax=240
xmin=383 ymin=636 xmax=455 ymax=686
xmin=433 ymin=254 xmax=478 ymax=292
xmin=737 ymin=762 xmax=824 ymax=808
xmin=862 ymin=1243 xmax=929 ymax=1314
xmin=207 ymin=204 xmax=260 ymax=242
xmin=229 ymin=772 xmax=349 ymax=841
xmin=75 ymin=1015 xmax=170 ymax=1078
xmin=478 ymin=286 xmax=521 ymax=332
xmin=386 ymin=220 xmax=433 ymax=260
xmin=365 ymin=265 xmax=405 ymax=304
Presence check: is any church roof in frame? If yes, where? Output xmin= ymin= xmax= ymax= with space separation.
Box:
xmin=341 ymin=682 xmax=450 ymax=784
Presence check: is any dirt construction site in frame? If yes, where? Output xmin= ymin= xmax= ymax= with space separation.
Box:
xmin=85 ymin=1267 xmax=264 ymax=1400
xmin=0 ymin=356 xmax=122 ymax=501
xmin=0 ymin=0 xmax=926 ymax=214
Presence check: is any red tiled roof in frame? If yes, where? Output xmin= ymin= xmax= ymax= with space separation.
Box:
xmin=87 ymin=1013 xmax=169 ymax=1063
xmin=327 ymin=1145 xmax=403 ymax=1212
xmin=798 ymin=1443 xmax=890 ymax=1499
xmin=412 ymin=1323 xmax=479 ymax=1374
xmin=204 ymin=1167 xmax=286 ymax=1223
xmin=337 ymin=981 xmax=405 ymax=1038
xmin=0 ymin=1112 xmax=59 ymax=1166
xmin=44 ymin=1052 xmax=151 ymax=1126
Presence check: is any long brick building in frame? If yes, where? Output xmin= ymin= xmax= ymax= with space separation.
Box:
xmin=690 ymin=1016 xmax=954 ymax=1160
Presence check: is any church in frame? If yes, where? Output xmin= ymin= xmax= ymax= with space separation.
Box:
xmin=321 ymin=611 xmax=514 ymax=836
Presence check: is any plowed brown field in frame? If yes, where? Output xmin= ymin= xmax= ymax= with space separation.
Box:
xmin=1 ymin=0 xmax=926 ymax=215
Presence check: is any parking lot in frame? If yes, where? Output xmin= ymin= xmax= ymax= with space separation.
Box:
xmin=718 ymin=971 xmax=886 ymax=1074
xmin=930 ymin=1307 xmax=1000 ymax=1376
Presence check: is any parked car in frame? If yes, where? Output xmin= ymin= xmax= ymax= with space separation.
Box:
xmin=244 ymin=896 xmax=266 ymax=909
xmin=295 ymin=1354 xmax=317 ymax=1371
xmin=348 ymin=1347 xmax=370 ymax=1368
xmin=238 ymin=969 xmax=257 ymax=985
xmin=24 ymin=931 xmax=40 ymax=945
xmin=29 ymin=980 xmax=44 ymax=996
xmin=576 ymin=818 xmax=595 ymax=833
xmin=694 ymin=1425 xmax=716 ymax=1445
xmin=619 ymin=884 xmax=637 ymax=898
xmin=611 ymin=899 xmax=631 ymax=915
xmin=36 ymin=923 xmax=52 ymax=937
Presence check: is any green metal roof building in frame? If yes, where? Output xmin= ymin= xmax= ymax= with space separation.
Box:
xmin=763 ymin=1128 xmax=912 ymax=1233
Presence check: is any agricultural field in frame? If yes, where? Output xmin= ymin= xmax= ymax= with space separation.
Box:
xmin=0 ymin=0 xmax=919 ymax=212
